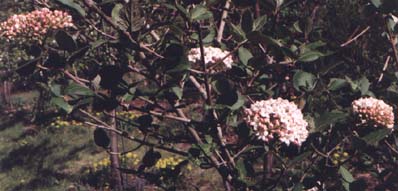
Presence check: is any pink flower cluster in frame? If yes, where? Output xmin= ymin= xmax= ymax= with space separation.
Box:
xmin=244 ymin=98 xmax=309 ymax=146
xmin=352 ymin=97 xmax=394 ymax=128
xmin=0 ymin=8 xmax=73 ymax=41
xmin=188 ymin=46 xmax=233 ymax=69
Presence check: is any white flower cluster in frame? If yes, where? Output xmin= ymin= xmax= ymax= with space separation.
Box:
xmin=188 ymin=46 xmax=233 ymax=70
xmin=352 ymin=97 xmax=394 ymax=128
xmin=0 ymin=8 xmax=73 ymax=41
xmin=244 ymin=98 xmax=309 ymax=146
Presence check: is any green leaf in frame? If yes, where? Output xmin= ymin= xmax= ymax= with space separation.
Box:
xmin=175 ymin=3 xmax=189 ymax=19
xmin=315 ymin=110 xmax=348 ymax=131
xmin=292 ymin=183 xmax=304 ymax=191
xmin=171 ymin=86 xmax=183 ymax=100
xmin=229 ymin=23 xmax=246 ymax=40
xmin=293 ymin=21 xmax=302 ymax=33
xmin=236 ymin=159 xmax=247 ymax=178
xmin=190 ymin=5 xmax=213 ymax=21
xmin=238 ymin=47 xmax=253 ymax=65
xmin=203 ymin=27 xmax=216 ymax=43
xmin=112 ymin=3 xmax=129 ymax=31
xmin=49 ymin=83 xmax=62 ymax=97
xmin=252 ymin=15 xmax=267 ymax=31
xmin=361 ymin=128 xmax=392 ymax=146
xmin=293 ymin=70 xmax=317 ymax=91
xmin=345 ymin=76 xmax=358 ymax=91
xmin=242 ymin=10 xmax=253 ymax=33
xmin=247 ymin=31 xmax=282 ymax=47
xmin=90 ymin=39 xmax=108 ymax=49
xmin=370 ymin=0 xmax=382 ymax=8
xmin=358 ymin=76 xmax=370 ymax=95
xmin=339 ymin=166 xmax=354 ymax=191
xmin=64 ymin=83 xmax=94 ymax=97
xmin=68 ymin=46 xmax=90 ymax=63
xmin=51 ymin=97 xmax=73 ymax=113
xmin=54 ymin=0 xmax=86 ymax=17
xmin=198 ymin=143 xmax=212 ymax=156
xmin=328 ymin=78 xmax=349 ymax=91
xmin=298 ymin=51 xmax=324 ymax=62
xmin=229 ymin=93 xmax=245 ymax=111
xmin=55 ymin=31 xmax=76 ymax=52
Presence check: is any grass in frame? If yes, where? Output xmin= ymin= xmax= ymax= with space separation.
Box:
xmin=0 ymin=91 xmax=224 ymax=191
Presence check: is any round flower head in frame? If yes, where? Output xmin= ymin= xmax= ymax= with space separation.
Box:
xmin=188 ymin=46 xmax=233 ymax=72
xmin=352 ymin=97 xmax=394 ymax=128
xmin=244 ymin=98 xmax=309 ymax=146
xmin=0 ymin=8 xmax=73 ymax=42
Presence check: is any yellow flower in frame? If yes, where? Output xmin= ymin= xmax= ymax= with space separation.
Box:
xmin=126 ymin=153 xmax=133 ymax=158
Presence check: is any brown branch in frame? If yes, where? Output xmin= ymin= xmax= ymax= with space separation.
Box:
xmin=378 ymin=56 xmax=391 ymax=83
xmin=216 ymin=0 xmax=231 ymax=43
xmin=340 ymin=26 xmax=370 ymax=47
xmin=85 ymin=122 xmax=188 ymax=156
xmin=83 ymin=0 xmax=164 ymax=59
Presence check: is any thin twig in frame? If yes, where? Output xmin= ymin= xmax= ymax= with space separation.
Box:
xmin=378 ymin=56 xmax=391 ymax=83
xmin=216 ymin=0 xmax=231 ymax=43
xmin=84 ymin=122 xmax=188 ymax=156
xmin=83 ymin=0 xmax=164 ymax=59
xmin=340 ymin=26 xmax=370 ymax=47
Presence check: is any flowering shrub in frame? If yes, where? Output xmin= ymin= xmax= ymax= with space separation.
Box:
xmin=3 ymin=0 xmax=398 ymax=190
xmin=188 ymin=46 xmax=233 ymax=71
xmin=352 ymin=97 xmax=395 ymax=128
xmin=0 ymin=8 xmax=73 ymax=42
xmin=244 ymin=98 xmax=309 ymax=145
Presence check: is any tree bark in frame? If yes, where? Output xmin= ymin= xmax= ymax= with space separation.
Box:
xmin=109 ymin=110 xmax=123 ymax=190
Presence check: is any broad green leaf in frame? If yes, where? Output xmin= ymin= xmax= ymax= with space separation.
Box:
xmin=55 ymin=31 xmax=76 ymax=52
xmin=242 ymin=10 xmax=253 ymax=33
xmin=315 ymin=110 xmax=348 ymax=131
xmin=64 ymin=83 xmax=94 ymax=96
xmin=298 ymin=51 xmax=324 ymax=62
xmin=293 ymin=21 xmax=302 ymax=33
xmin=50 ymin=83 xmax=62 ymax=97
xmin=236 ymin=159 xmax=247 ymax=178
xmin=190 ymin=5 xmax=213 ymax=21
xmin=345 ymin=76 xmax=358 ymax=91
xmin=203 ymin=27 xmax=216 ymax=43
xmin=112 ymin=3 xmax=129 ymax=31
xmin=198 ymin=143 xmax=212 ymax=156
xmin=51 ymin=97 xmax=73 ymax=113
xmin=328 ymin=78 xmax=349 ymax=91
xmin=361 ymin=128 xmax=392 ymax=146
xmin=358 ymin=76 xmax=370 ymax=95
xmin=339 ymin=166 xmax=354 ymax=182
xmin=253 ymin=15 xmax=267 ymax=31
xmin=293 ymin=70 xmax=317 ymax=91
xmin=238 ymin=47 xmax=253 ymax=65
xmin=370 ymin=0 xmax=382 ymax=8
xmin=54 ymin=0 xmax=86 ymax=17
xmin=171 ymin=86 xmax=183 ymax=100
xmin=247 ymin=31 xmax=282 ymax=47
xmin=339 ymin=166 xmax=354 ymax=191
xmin=229 ymin=23 xmax=246 ymax=40
xmin=176 ymin=3 xmax=189 ymax=18
xmin=229 ymin=93 xmax=245 ymax=111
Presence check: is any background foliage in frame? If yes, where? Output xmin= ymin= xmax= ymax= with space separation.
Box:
xmin=2 ymin=0 xmax=398 ymax=190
